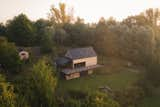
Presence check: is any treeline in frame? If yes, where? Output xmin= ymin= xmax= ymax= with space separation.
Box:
xmin=0 ymin=3 xmax=160 ymax=107
xmin=1 ymin=8 xmax=160 ymax=64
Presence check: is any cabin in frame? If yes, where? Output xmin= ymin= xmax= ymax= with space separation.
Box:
xmin=56 ymin=47 xmax=101 ymax=80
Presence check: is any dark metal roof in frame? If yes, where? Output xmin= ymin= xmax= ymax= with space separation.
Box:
xmin=55 ymin=57 xmax=71 ymax=66
xmin=65 ymin=47 xmax=97 ymax=59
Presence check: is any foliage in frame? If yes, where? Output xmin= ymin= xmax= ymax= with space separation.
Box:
xmin=0 ymin=74 xmax=16 ymax=107
xmin=31 ymin=58 xmax=57 ymax=107
xmin=34 ymin=19 xmax=55 ymax=53
xmin=6 ymin=14 xmax=36 ymax=46
xmin=63 ymin=99 xmax=81 ymax=107
xmin=0 ymin=37 xmax=21 ymax=73
xmin=0 ymin=5 xmax=160 ymax=107
xmin=84 ymin=91 xmax=120 ymax=107
xmin=54 ymin=28 xmax=68 ymax=45
xmin=56 ymin=90 xmax=119 ymax=107
xmin=144 ymin=60 xmax=160 ymax=87
xmin=114 ymin=86 xmax=145 ymax=107
xmin=14 ymin=58 xmax=57 ymax=107
xmin=0 ymin=23 xmax=6 ymax=36
xmin=50 ymin=3 xmax=74 ymax=24
xmin=40 ymin=27 xmax=55 ymax=53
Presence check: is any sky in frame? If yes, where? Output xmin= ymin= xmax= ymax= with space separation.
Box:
xmin=0 ymin=0 xmax=160 ymax=23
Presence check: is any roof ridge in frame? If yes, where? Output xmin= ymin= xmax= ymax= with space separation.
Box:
xmin=65 ymin=46 xmax=96 ymax=59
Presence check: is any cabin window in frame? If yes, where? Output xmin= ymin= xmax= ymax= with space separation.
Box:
xmin=74 ymin=62 xmax=85 ymax=68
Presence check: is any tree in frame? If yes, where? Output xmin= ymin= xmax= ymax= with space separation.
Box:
xmin=50 ymin=3 xmax=74 ymax=24
xmin=6 ymin=14 xmax=36 ymax=46
xmin=0 ymin=23 xmax=6 ymax=36
xmin=54 ymin=28 xmax=68 ymax=45
xmin=34 ymin=19 xmax=55 ymax=53
xmin=145 ymin=59 xmax=160 ymax=87
xmin=93 ymin=19 xmax=113 ymax=55
xmin=14 ymin=58 xmax=57 ymax=107
xmin=142 ymin=8 xmax=160 ymax=26
xmin=0 ymin=37 xmax=21 ymax=73
xmin=34 ymin=19 xmax=53 ymax=45
xmin=122 ymin=15 xmax=149 ymax=26
xmin=31 ymin=58 xmax=57 ymax=107
xmin=40 ymin=27 xmax=55 ymax=53
xmin=62 ymin=22 xmax=93 ymax=46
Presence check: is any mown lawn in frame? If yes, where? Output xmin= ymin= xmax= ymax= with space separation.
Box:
xmin=57 ymin=68 xmax=140 ymax=93
xmin=139 ymin=96 xmax=160 ymax=107
xmin=139 ymin=87 xmax=160 ymax=107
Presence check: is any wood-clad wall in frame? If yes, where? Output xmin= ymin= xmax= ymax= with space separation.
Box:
xmin=73 ymin=56 xmax=97 ymax=67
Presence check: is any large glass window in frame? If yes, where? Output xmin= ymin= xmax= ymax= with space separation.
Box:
xmin=74 ymin=62 xmax=85 ymax=68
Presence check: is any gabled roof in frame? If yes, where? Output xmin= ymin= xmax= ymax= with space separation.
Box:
xmin=65 ymin=47 xmax=97 ymax=60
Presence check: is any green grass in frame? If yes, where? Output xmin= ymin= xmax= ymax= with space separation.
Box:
xmin=139 ymin=96 xmax=160 ymax=107
xmin=139 ymin=87 xmax=160 ymax=107
xmin=57 ymin=68 xmax=140 ymax=93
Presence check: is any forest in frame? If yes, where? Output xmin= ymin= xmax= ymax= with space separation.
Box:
xmin=0 ymin=3 xmax=160 ymax=107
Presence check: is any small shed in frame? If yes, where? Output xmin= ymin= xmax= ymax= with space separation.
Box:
xmin=56 ymin=47 xmax=101 ymax=80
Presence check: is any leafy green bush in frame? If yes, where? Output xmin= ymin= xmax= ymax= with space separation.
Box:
xmin=0 ymin=74 xmax=16 ymax=107
xmin=114 ymin=86 xmax=144 ymax=107
xmin=14 ymin=58 xmax=57 ymax=107
xmin=0 ymin=37 xmax=21 ymax=73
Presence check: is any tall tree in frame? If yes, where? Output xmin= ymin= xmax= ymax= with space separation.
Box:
xmin=0 ymin=23 xmax=6 ymax=36
xmin=30 ymin=58 xmax=57 ymax=107
xmin=6 ymin=14 xmax=36 ymax=46
xmin=0 ymin=37 xmax=21 ymax=73
xmin=142 ymin=8 xmax=160 ymax=26
xmin=34 ymin=19 xmax=55 ymax=53
xmin=34 ymin=19 xmax=52 ymax=45
xmin=50 ymin=3 xmax=74 ymax=24
xmin=14 ymin=58 xmax=57 ymax=107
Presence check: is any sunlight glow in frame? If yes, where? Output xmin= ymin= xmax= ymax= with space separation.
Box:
xmin=0 ymin=0 xmax=160 ymax=23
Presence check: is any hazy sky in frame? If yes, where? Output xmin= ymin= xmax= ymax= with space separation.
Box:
xmin=0 ymin=0 xmax=160 ymax=23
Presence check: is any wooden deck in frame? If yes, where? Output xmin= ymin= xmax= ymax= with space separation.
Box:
xmin=61 ymin=64 xmax=102 ymax=74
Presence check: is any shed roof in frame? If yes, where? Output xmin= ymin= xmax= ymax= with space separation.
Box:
xmin=55 ymin=57 xmax=71 ymax=66
xmin=65 ymin=47 xmax=97 ymax=60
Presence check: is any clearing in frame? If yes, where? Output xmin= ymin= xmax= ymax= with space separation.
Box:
xmin=57 ymin=57 xmax=143 ymax=93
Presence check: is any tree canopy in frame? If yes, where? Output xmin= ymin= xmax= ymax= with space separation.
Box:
xmin=0 ymin=37 xmax=21 ymax=73
xmin=6 ymin=14 xmax=36 ymax=46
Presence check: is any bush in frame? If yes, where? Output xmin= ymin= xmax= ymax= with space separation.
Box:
xmin=84 ymin=91 xmax=120 ymax=107
xmin=114 ymin=86 xmax=144 ymax=107
xmin=0 ymin=37 xmax=21 ymax=73
xmin=13 ymin=58 xmax=57 ymax=107
xmin=0 ymin=74 xmax=16 ymax=107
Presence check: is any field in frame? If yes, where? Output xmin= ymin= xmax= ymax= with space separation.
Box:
xmin=57 ymin=57 xmax=142 ymax=93
xmin=139 ymin=96 xmax=160 ymax=107
xmin=139 ymin=87 xmax=160 ymax=107
xmin=57 ymin=70 xmax=139 ymax=93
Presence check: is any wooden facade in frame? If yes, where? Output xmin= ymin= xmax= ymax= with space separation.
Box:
xmin=65 ymin=72 xmax=80 ymax=80
xmin=72 ymin=56 xmax=97 ymax=68
xmin=56 ymin=47 xmax=100 ymax=80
